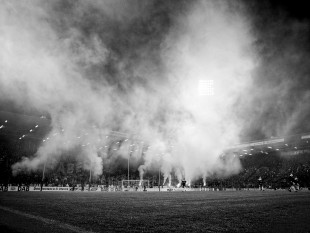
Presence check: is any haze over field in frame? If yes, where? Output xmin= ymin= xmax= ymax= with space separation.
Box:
xmin=1 ymin=0 xmax=309 ymax=184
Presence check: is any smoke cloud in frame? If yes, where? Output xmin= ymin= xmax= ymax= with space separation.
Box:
xmin=238 ymin=0 xmax=310 ymax=140
xmin=0 ymin=0 xmax=271 ymax=184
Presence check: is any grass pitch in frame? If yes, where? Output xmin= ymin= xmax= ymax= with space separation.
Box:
xmin=0 ymin=190 xmax=310 ymax=232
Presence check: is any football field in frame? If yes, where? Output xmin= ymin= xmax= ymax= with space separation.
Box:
xmin=0 ymin=190 xmax=309 ymax=232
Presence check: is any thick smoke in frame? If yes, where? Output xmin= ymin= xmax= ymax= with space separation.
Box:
xmin=1 ymin=0 xmax=258 ymax=184
xmin=238 ymin=1 xmax=310 ymax=140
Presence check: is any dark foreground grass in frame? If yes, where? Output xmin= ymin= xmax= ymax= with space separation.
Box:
xmin=0 ymin=191 xmax=310 ymax=233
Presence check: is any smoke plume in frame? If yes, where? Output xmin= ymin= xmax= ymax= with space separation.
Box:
xmin=0 ymin=0 xmax=270 ymax=184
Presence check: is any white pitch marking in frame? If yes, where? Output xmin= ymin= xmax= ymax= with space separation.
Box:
xmin=0 ymin=205 xmax=96 ymax=233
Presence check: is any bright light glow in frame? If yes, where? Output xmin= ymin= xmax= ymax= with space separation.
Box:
xmin=198 ymin=80 xmax=214 ymax=96
xmin=43 ymin=140 xmax=45 ymax=142
xmin=35 ymin=125 xmax=39 ymax=128
xmin=5 ymin=120 xmax=7 ymax=123
xmin=250 ymin=148 xmax=254 ymax=151
xmin=243 ymin=149 xmax=247 ymax=152
xmin=22 ymin=135 xmax=25 ymax=138
xmin=285 ymin=144 xmax=288 ymax=146
xmin=276 ymin=148 xmax=279 ymax=151
xmin=249 ymin=154 xmax=252 ymax=155
xmin=0 ymin=125 xmax=3 ymax=129
xmin=294 ymin=147 xmax=297 ymax=149
xmin=268 ymin=146 xmax=272 ymax=149
xmin=125 ymin=139 xmax=128 ymax=141
xmin=29 ymin=129 xmax=33 ymax=132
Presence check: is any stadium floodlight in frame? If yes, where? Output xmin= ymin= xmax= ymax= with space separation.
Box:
xmin=116 ymin=141 xmax=120 ymax=144
xmin=240 ymin=154 xmax=243 ymax=157
xmin=268 ymin=146 xmax=272 ymax=149
xmin=5 ymin=120 xmax=7 ymax=123
xmin=0 ymin=125 xmax=3 ymax=129
xmin=250 ymin=148 xmax=254 ymax=151
xmin=243 ymin=149 xmax=247 ymax=152
xmin=276 ymin=148 xmax=279 ymax=151
xmin=35 ymin=125 xmax=39 ymax=128
xmin=198 ymin=79 xmax=214 ymax=96
xmin=22 ymin=135 xmax=25 ymax=138
xmin=43 ymin=139 xmax=45 ymax=142
xmin=19 ymin=137 xmax=22 ymax=140
xmin=46 ymin=137 xmax=49 ymax=140
xmin=29 ymin=129 xmax=33 ymax=132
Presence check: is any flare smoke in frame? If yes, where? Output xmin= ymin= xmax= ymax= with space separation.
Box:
xmin=4 ymin=0 xmax=307 ymax=184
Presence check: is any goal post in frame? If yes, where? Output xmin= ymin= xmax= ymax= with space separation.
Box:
xmin=121 ymin=180 xmax=149 ymax=190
